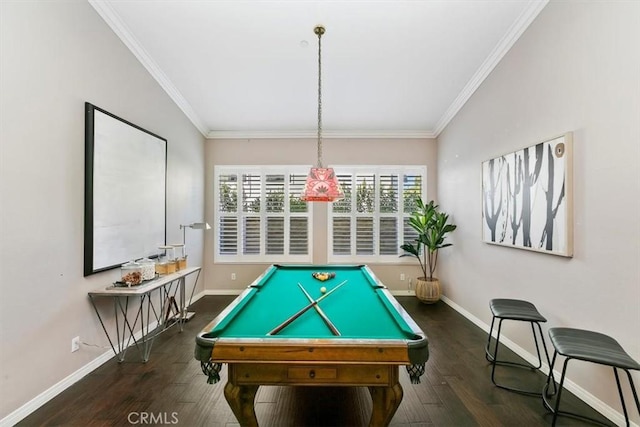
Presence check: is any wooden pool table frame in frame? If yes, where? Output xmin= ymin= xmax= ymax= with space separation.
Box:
xmin=195 ymin=265 xmax=428 ymax=427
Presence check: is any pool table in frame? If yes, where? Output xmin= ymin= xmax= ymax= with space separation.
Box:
xmin=195 ymin=264 xmax=428 ymax=426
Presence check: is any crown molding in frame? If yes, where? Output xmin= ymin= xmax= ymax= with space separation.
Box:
xmin=433 ymin=0 xmax=549 ymax=137
xmin=90 ymin=0 xmax=547 ymax=141
xmin=88 ymin=0 xmax=208 ymax=136
xmin=206 ymin=129 xmax=436 ymax=140
xmin=89 ymin=0 xmax=433 ymax=140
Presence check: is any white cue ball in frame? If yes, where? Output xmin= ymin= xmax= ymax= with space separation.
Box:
xmin=320 ymin=286 xmax=327 ymax=294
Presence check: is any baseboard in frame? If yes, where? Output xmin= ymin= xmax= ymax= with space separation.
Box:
xmin=440 ymin=295 xmax=638 ymax=427
xmin=203 ymin=289 xmax=243 ymax=296
xmin=390 ymin=290 xmax=416 ymax=296
xmin=0 ymin=348 xmax=114 ymax=427
xmin=191 ymin=289 xmax=208 ymax=301
xmin=201 ymin=289 xmax=417 ymax=297
xmin=1 ymin=291 xmax=209 ymax=427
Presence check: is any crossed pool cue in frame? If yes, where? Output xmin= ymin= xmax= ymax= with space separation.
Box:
xmin=298 ymin=283 xmax=341 ymax=336
xmin=267 ymin=280 xmax=347 ymax=336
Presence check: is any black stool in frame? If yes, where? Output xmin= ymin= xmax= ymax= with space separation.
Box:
xmin=485 ymin=298 xmax=553 ymax=395
xmin=543 ymin=327 xmax=640 ymax=426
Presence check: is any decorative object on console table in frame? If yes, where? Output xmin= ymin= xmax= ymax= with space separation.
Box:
xmin=481 ymin=132 xmax=573 ymax=257
xmin=178 ymin=222 xmax=210 ymax=320
xmin=120 ymin=260 xmax=143 ymax=286
xmin=156 ymin=245 xmax=176 ymax=275
xmin=172 ymin=244 xmax=187 ymax=270
xmin=400 ymin=198 xmax=457 ymax=304
xmin=137 ymin=258 xmax=156 ymax=281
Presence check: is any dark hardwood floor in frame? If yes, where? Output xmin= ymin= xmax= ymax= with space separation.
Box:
xmin=18 ymin=296 xmax=611 ymax=426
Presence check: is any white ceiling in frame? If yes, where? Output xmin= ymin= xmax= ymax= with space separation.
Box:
xmin=90 ymin=0 xmax=548 ymax=139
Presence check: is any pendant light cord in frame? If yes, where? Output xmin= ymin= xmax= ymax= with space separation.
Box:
xmin=316 ymin=26 xmax=324 ymax=168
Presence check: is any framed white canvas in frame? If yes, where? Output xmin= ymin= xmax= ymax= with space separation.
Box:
xmin=84 ymin=103 xmax=167 ymax=275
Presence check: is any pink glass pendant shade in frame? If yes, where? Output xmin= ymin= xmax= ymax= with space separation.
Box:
xmin=301 ymin=167 xmax=344 ymax=202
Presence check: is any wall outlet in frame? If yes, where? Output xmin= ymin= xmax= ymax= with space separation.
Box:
xmin=400 ymin=273 xmax=406 ymax=281
xmin=231 ymin=273 xmax=236 ymax=280
xmin=71 ymin=336 xmax=80 ymax=353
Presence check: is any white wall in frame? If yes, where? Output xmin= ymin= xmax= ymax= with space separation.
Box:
xmin=437 ymin=0 xmax=639 ymax=424
xmin=0 ymin=1 xmax=205 ymax=420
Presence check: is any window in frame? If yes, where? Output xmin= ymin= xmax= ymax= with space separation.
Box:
xmin=329 ymin=166 xmax=426 ymax=263
xmin=214 ymin=165 xmax=425 ymax=264
xmin=214 ymin=166 xmax=312 ymax=263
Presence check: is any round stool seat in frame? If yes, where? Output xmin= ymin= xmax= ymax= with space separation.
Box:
xmin=549 ymin=327 xmax=640 ymax=370
xmin=490 ymin=298 xmax=547 ymax=322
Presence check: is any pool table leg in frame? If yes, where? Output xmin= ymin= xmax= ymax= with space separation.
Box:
xmin=224 ymin=380 xmax=259 ymax=427
xmin=368 ymin=380 xmax=403 ymax=426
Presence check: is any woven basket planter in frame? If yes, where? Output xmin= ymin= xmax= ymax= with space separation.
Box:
xmin=415 ymin=277 xmax=441 ymax=304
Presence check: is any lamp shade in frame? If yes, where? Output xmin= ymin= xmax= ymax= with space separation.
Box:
xmin=189 ymin=222 xmax=210 ymax=230
xmin=301 ymin=167 xmax=344 ymax=202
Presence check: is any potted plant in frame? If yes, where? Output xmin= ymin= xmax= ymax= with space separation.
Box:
xmin=400 ymin=198 xmax=457 ymax=303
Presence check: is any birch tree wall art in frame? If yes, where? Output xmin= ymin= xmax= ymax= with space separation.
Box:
xmin=482 ymin=133 xmax=573 ymax=257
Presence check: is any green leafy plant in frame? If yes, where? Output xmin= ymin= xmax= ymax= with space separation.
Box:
xmin=400 ymin=198 xmax=457 ymax=281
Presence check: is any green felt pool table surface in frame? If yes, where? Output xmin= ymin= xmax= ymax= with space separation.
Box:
xmin=206 ymin=264 xmax=420 ymax=340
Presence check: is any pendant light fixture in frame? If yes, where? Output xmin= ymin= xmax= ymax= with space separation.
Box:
xmin=301 ymin=26 xmax=344 ymax=202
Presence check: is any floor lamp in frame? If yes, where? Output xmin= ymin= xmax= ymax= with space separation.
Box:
xmin=178 ymin=222 xmax=210 ymax=320
xmin=180 ymin=222 xmax=211 ymax=256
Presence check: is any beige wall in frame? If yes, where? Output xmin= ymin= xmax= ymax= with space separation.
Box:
xmin=0 ymin=1 xmax=205 ymax=420
xmin=437 ymin=0 xmax=639 ymax=423
xmin=204 ymin=137 xmax=438 ymax=293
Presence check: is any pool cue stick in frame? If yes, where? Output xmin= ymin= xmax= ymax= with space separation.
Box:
xmin=267 ymin=280 xmax=347 ymax=336
xmin=298 ymin=283 xmax=341 ymax=336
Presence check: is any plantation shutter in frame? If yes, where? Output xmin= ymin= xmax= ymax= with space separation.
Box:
xmin=402 ymin=173 xmax=423 ymax=250
xmin=215 ymin=165 xmax=423 ymax=263
xmin=332 ymin=174 xmax=352 ymax=256
xmin=328 ymin=166 xmax=426 ymax=263
xmin=289 ymin=174 xmax=309 ymax=255
xmin=242 ymin=173 xmax=261 ymax=255
xmin=214 ymin=167 xmax=312 ymax=262
xmin=265 ymin=174 xmax=284 ymax=254
xmin=379 ymin=173 xmax=400 ymax=255
xmin=218 ymin=174 xmax=238 ymax=255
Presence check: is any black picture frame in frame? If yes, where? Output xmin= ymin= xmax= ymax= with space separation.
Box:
xmin=84 ymin=102 xmax=167 ymax=276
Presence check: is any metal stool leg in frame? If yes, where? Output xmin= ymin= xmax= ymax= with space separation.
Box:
xmin=552 ymin=358 xmax=569 ymax=426
xmin=485 ymin=315 xmax=498 ymax=363
xmin=542 ymin=350 xmax=559 ymax=406
xmin=625 ymin=369 xmax=640 ymax=420
xmin=487 ymin=318 xmax=551 ymax=396
xmin=614 ymin=367 xmax=640 ymax=427
xmin=544 ymin=357 xmax=622 ymax=427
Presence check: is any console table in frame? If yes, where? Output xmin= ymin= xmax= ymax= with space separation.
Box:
xmin=88 ymin=266 xmax=201 ymax=362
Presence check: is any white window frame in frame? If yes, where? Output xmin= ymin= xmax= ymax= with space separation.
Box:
xmin=214 ymin=165 xmax=313 ymax=263
xmin=327 ymin=165 xmax=427 ymax=264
